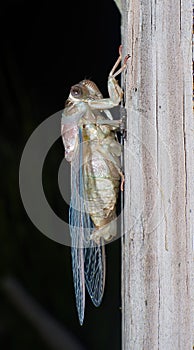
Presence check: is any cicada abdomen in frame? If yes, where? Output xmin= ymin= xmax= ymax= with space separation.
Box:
xmin=61 ymin=48 xmax=129 ymax=324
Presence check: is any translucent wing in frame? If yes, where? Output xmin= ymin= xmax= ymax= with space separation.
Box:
xmin=69 ymin=128 xmax=106 ymax=325
xmin=70 ymin=225 xmax=85 ymax=325
xmin=69 ymin=129 xmax=86 ymax=325
xmin=84 ymin=239 xmax=105 ymax=307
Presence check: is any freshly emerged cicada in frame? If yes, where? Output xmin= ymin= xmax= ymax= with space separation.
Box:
xmin=61 ymin=47 xmax=129 ymax=325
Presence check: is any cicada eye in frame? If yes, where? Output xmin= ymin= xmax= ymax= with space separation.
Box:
xmin=71 ymin=85 xmax=82 ymax=98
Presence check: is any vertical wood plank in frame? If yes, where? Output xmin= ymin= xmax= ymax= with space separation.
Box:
xmin=121 ymin=0 xmax=194 ymax=348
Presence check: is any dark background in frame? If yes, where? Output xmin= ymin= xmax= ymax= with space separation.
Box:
xmin=0 ymin=1 xmax=122 ymax=349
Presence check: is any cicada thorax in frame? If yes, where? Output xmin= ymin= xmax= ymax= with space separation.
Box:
xmin=80 ymin=113 xmax=121 ymax=243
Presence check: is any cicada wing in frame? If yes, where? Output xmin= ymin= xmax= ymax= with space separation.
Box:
xmin=70 ymin=229 xmax=85 ymax=325
xmin=84 ymin=239 xmax=106 ymax=307
xmin=70 ymin=128 xmax=106 ymax=323
xmin=70 ymin=200 xmax=95 ymax=324
xmin=69 ymin=135 xmax=86 ymax=325
xmin=69 ymin=128 xmax=94 ymax=324
xmin=69 ymin=164 xmax=86 ymax=325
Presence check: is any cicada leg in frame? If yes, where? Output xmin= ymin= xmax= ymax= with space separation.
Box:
xmin=88 ymin=47 xmax=130 ymax=110
xmin=119 ymin=169 xmax=125 ymax=192
xmin=109 ymin=45 xmax=130 ymax=78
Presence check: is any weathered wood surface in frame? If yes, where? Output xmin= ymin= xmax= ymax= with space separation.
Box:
xmin=121 ymin=0 xmax=194 ymax=349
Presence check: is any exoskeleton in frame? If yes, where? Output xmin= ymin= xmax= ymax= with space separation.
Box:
xmin=61 ymin=47 xmax=129 ymax=324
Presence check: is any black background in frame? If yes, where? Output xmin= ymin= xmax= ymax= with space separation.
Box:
xmin=0 ymin=1 xmax=122 ymax=349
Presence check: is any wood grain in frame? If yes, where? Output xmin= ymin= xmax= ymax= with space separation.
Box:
xmin=121 ymin=0 xmax=194 ymax=348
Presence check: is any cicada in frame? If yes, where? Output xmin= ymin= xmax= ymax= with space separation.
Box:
xmin=61 ymin=48 xmax=129 ymax=325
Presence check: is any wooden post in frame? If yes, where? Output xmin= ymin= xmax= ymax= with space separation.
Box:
xmin=121 ymin=0 xmax=194 ymax=348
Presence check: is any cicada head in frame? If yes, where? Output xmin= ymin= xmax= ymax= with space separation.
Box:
xmin=66 ymin=80 xmax=103 ymax=105
xmin=80 ymin=80 xmax=103 ymax=99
